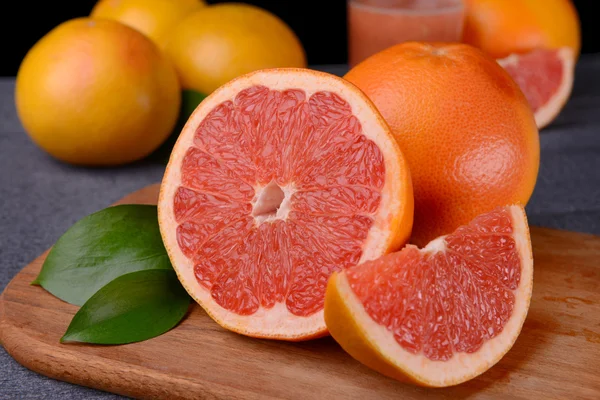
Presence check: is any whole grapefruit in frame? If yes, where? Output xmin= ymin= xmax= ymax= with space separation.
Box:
xmin=162 ymin=3 xmax=307 ymax=94
xmin=462 ymin=0 xmax=581 ymax=58
xmin=90 ymin=0 xmax=205 ymax=48
xmin=15 ymin=18 xmax=181 ymax=166
xmin=345 ymin=42 xmax=540 ymax=247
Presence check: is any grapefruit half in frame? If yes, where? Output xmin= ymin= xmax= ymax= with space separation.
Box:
xmin=498 ymin=48 xmax=575 ymax=129
xmin=325 ymin=204 xmax=533 ymax=387
xmin=158 ymin=68 xmax=413 ymax=340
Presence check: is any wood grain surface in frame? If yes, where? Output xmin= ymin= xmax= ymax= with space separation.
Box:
xmin=1 ymin=184 xmax=599 ymax=400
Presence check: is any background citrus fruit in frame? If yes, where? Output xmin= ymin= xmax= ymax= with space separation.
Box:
xmin=162 ymin=3 xmax=307 ymax=94
xmin=90 ymin=0 xmax=205 ymax=48
xmin=498 ymin=48 xmax=575 ymax=129
xmin=15 ymin=18 xmax=181 ymax=166
xmin=325 ymin=204 xmax=533 ymax=387
xmin=462 ymin=0 xmax=581 ymax=59
xmin=345 ymin=42 xmax=540 ymax=247
xmin=158 ymin=68 xmax=413 ymax=340
xmin=461 ymin=0 xmax=581 ymax=128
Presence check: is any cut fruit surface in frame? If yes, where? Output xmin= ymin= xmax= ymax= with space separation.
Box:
xmin=158 ymin=68 xmax=413 ymax=340
xmin=498 ymin=47 xmax=575 ymax=129
xmin=325 ymin=205 xmax=533 ymax=387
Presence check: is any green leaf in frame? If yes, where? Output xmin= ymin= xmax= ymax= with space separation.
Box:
xmin=61 ymin=269 xmax=190 ymax=345
xmin=35 ymin=204 xmax=172 ymax=306
xmin=149 ymin=89 xmax=208 ymax=164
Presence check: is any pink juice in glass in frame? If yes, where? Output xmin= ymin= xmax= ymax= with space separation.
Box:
xmin=348 ymin=0 xmax=465 ymax=67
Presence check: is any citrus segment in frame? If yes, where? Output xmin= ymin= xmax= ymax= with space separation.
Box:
xmin=158 ymin=68 xmax=413 ymax=340
xmin=498 ymin=48 xmax=575 ymax=129
xmin=325 ymin=205 xmax=533 ymax=386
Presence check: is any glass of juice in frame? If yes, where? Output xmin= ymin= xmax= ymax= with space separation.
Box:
xmin=348 ymin=0 xmax=465 ymax=67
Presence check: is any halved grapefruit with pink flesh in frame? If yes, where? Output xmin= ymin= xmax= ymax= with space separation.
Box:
xmin=498 ymin=47 xmax=575 ymax=129
xmin=324 ymin=204 xmax=533 ymax=387
xmin=158 ymin=68 xmax=414 ymax=340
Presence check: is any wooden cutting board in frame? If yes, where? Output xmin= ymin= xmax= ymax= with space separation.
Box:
xmin=1 ymin=184 xmax=599 ymax=400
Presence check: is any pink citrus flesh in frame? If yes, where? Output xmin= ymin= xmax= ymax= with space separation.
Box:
xmin=498 ymin=47 xmax=575 ymax=129
xmin=158 ymin=68 xmax=413 ymax=340
xmin=325 ymin=204 xmax=533 ymax=386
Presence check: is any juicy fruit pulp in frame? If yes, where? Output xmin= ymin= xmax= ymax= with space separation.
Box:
xmin=498 ymin=48 xmax=575 ymax=129
xmin=174 ymin=85 xmax=385 ymax=318
xmin=325 ymin=204 xmax=533 ymax=387
xmin=347 ymin=207 xmax=519 ymax=361
xmin=501 ymin=50 xmax=564 ymax=112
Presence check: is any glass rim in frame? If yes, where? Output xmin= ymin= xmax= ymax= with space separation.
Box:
xmin=348 ymin=0 xmax=464 ymax=16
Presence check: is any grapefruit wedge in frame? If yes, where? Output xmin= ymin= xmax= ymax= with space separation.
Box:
xmin=158 ymin=68 xmax=413 ymax=340
xmin=498 ymin=47 xmax=575 ymax=129
xmin=325 ymin=204 xmax=533 ymax=387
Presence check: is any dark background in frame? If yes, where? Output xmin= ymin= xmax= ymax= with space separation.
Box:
xmin=0 ymin=0 xmax=597 ymax=76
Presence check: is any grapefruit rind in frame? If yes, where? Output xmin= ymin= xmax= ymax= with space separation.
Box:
xmin=324 ymin=205 xmax=533 ymax=386
xmin=498 ymin=47 xmax=575 ymax=130
xmin=158 ymin=68 xmax=413 ymax=340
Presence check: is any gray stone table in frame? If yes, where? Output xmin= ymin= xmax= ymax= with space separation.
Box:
xmin=1 ymin=60 xmax=599 ymax=398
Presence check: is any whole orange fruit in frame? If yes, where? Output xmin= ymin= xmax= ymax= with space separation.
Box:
xmin=163 ymin=3 xmax=306 ymax=94
xmin=15 ymin=18 xmax=181 ymax=166
xmin=462 ymin=0 xmax=581 ymax=58
xmin=345 ymin=42 xmax=540 ymax=247
xmin=90 ymin=0 xmax=205 ymax=48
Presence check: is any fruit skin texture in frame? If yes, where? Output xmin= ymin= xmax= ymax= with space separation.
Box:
xmin=345 ymin=42 xmax=540 ymax=247
xmin=163 ymin=3 xmax=307 ymax=94
xmin=15 ymin=18 xmax=181 ymax=166
xmin=91 ymin=0 xmax=205 ymax=48
xmin=462 ymin=0 xmax=581 ymax=59
xmin=324 ymin=205 xmax=534 ymax=387
xmin=157 ymin=68 xmax=414 ymax=340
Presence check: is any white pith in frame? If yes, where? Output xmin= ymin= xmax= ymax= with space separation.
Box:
xmin=498 ymin=47 xmax=574 ymax=129
xmin=423 ymin=235 xmax=446 ymax=253
xmin=251 ymin=180 xmax=293 ymax=225
xmin=334 ymin=205 xmax=533 ymax=386
xmin=158 ymin=68 xmax=405 ymax=338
